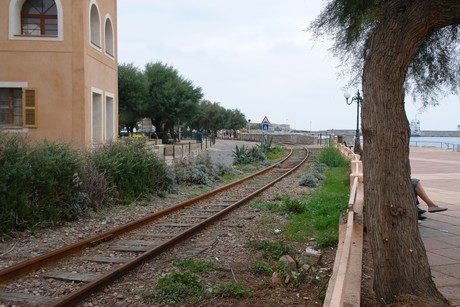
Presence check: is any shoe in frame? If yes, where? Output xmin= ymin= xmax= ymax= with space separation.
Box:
xmin=418 ymin=220 xmax=422 ymax=224
xmin=418 ymin=208 xmax=426 ymax=214
xmin=418 ymin=214 xmax=427 ymax=220
xmin=428 ymin=207 xmax=447 ymax=213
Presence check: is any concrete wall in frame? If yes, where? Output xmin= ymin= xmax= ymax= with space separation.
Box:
xmin=419 ymin=131 xmax=460 ymax=137
xmin=238 ymin=133 xmax=317 ymax=145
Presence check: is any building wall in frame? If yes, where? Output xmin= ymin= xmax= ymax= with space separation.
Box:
xmin=0 ymin=0 xmax=118 ymax=147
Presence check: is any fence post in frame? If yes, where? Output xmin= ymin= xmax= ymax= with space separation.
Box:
xmin=173 ymin=145 xmax=175 ymax=160
xmin=182 ymin=144 xmax=184 ymax=158
xmin=189 ymin=142 xmax=191 ymax=155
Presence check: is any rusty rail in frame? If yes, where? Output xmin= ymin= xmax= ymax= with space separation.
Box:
xmin=324 ymin=144 xmax=364 ymax=306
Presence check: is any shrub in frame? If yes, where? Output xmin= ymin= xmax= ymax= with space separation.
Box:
xmin=257 ymin=137 xmax=273 ymax=153
xmin=312 ymin=171 xmax=326 ymax=181
xmin=299 ymin=174 xmax=319 ymax=187
xmin=315 ymin=147 xmax=349 ymax=167
xmin=173 ymin=153 xmax=231 ymax=185
xmin=90 ymin=139 xmax=172 ymax=202
xmin=0 ymin=133 xmax=34 ymax=233
xmin=232 ymin=144 xmax=267 ymax=165
xmin=0 ymin=134 xmax=85 ymax=233
xmin=315 ymin=163 xmax=329 ymax=173
xmin=75 ymin=159 xmax=115 ymax=212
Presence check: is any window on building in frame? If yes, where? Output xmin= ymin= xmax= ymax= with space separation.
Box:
xmin=105 ymin=95 xmax=115 ymax=141
xmin=21 ymin=0 xmax=58 ymax=36
xmin=0 ymin=88 xmax=36 ymax=127
xmin=92 ymin=91 xmax=103 ymax=145
xmin=90 ymin=3 xmax=101 ymax=48
xmin=104 ymin=17 xmax=114 ymax=57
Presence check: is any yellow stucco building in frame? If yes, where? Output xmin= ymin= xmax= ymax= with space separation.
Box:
xmin=0 ymin=0 xmax=118 ymax=147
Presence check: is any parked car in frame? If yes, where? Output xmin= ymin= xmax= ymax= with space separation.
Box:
xmin=119 ymin=128 xmax=129 ymax=138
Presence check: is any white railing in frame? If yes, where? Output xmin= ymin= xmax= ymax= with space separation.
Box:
xmin=324 ymin=144 xmax=364 ymax=306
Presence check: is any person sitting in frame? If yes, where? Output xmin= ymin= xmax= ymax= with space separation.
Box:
xmin=412 ymin=178 xmax=447 ymax=220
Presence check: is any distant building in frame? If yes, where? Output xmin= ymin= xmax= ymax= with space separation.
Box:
xmin=0 ymin=0 xmax=118 ymax=147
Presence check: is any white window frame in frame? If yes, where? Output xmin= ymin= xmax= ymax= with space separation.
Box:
xmin=104 ymin=14 xmax=115 ymax=59
xmin=105 ymin=91 xmax=116 ymax=142
xmin=9 ymin=0 xmax=64 ymax=41
xmin=89 ymin=0 xmax=102 ymax=51
xmin=90 ymin=87 xmax=104 ymax=145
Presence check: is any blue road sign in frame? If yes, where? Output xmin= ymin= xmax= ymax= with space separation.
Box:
xmin=262 ymin=123 xmax=269 ymax=131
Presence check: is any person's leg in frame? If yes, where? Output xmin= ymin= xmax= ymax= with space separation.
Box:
xmin=414 ymin=182 xmax=448 ymax=212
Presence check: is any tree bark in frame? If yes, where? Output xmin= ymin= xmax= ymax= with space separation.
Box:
xmin=362 ymin=0 xmax=460 ymax=304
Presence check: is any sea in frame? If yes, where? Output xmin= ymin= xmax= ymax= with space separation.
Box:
xmin=409 ymin=136 xmax=460 ymax=149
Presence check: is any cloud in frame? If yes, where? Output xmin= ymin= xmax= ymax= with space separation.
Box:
xmin=117 ymin=0 xmax=460 ymax=131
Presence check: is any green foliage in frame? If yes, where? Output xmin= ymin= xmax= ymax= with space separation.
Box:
xmin=90 ymin=139 xmax=172 ymax=202
xmin=142 ymin=271 xmax=207 ymax=306
xmin=265 ymin=145 xmax=287 ymax=161
xmin=224 ymin=108 xmax=247 ymax=131
xmin=299 ymin=174 xmax=319 ymax=188
xmin=315 ymin=147 xmax=349 ymax=167
xmin=310 ymin=0 xmax=460 ymax=105
xmin=247 ymin=240 xmax=296 ymax=260
xmin=287 ymin=167 xmax=350 ymax=247
xmin=0 ymin=134 xmax=83 ymax=233
xmin=173 ymin=154 xmax=232 ymax=185
xmin=232 ymin=145 xmax=267 ymax=165
xmin=257 ymin=137 xmax=273 ymax=153
xmin=284 ymin=198 xmax=307 ymax=214
xmin=212 ymin=282 xmax=253 ymax=298
xmin=75 ymin=160 xmax=115 ymax=212
xmin=172 ymin=258 xmax=215 ymax=274
xmin=315 ymin=163 xmax=329 ymax=172
xmin=274 ymin=261 xmax=306 ymax=288
xmin=144 ymin=62 xmax=203 ymax=139
xmin=118 ymin=63 xmax=148 ymax=130
xmin=312 ymin=171 xmax=327 ymax=181
xmin=251 ymin=260 xmax=274 ymax=276
xmin=250 ymin=200 xmax=284 ymax=213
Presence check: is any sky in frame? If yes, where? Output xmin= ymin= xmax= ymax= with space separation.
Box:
xmin=117 ymin=1 xmax=460 ymax=132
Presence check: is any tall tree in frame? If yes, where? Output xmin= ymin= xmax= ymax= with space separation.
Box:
xmin=192 ymin=100 xmax=227 ymax=133
xmin=144 ymin=62 xmax=202 ymax=143
xmin=225 ymin=108 xmax=247 ymax=136
xmin=312 ymin=1 xmax=460 ymax=304
xmin=118 ymin=63 xmax=148 ymax=133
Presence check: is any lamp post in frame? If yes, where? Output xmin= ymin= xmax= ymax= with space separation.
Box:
xmin=344 ymin=90 xmax=363 ymax=154
xmin=248 ymin=119 xmax=251 ymax=134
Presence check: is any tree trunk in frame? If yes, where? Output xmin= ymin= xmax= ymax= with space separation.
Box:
xmin=362 ymin=0 xmax=460 ymax=304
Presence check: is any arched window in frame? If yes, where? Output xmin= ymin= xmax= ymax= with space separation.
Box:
xmin=21 ymin=0 xmax=57 ymax=36
xmin=90 ymin=2 xmax=101 ymax=48
xmin=104 ymin=16 xmax=114 ymax=57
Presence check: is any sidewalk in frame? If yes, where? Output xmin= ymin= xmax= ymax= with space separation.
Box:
xmin=410 ymin=147 xmax=460 ymax=306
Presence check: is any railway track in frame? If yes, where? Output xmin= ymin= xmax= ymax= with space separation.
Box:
xmin=0 ymin=148 xmax=309 ymax=306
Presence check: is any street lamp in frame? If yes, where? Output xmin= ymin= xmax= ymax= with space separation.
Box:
xmin=344 ymin=90 xmax=363 ymax=154
xmin=248 ymin=119 xmax=251 ymax=134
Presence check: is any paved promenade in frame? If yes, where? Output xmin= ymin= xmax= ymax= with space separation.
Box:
xmin=410 ymin=147 xmax=460 ymax=306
